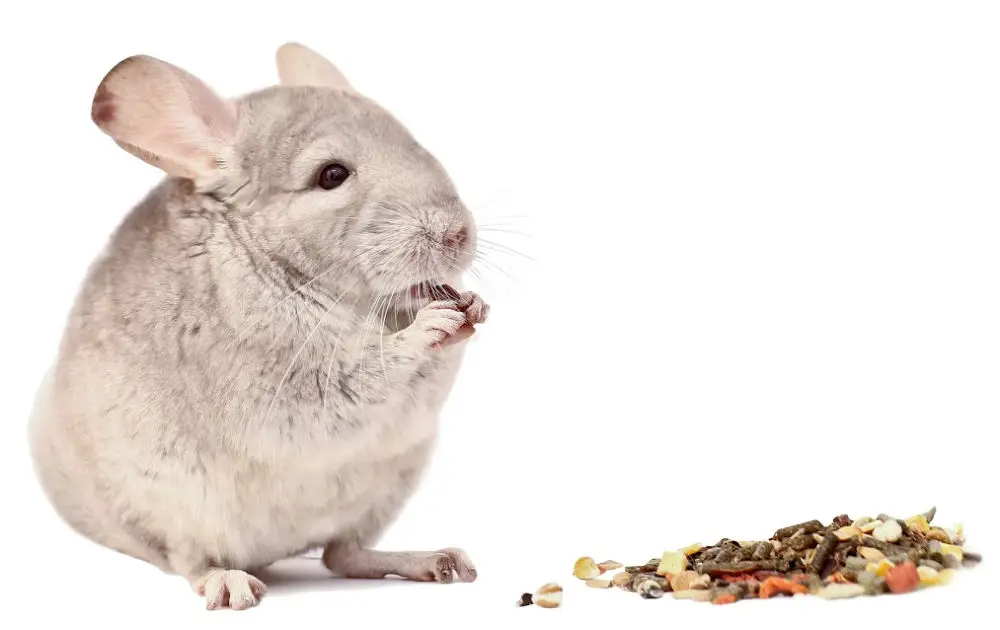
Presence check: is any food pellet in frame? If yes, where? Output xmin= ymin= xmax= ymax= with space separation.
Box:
xmin=568 ymin=506 xmax=980 ymax=606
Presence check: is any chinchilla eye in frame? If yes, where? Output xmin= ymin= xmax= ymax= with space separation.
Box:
xmin=316 ymin=162 xmax=351 ymax=190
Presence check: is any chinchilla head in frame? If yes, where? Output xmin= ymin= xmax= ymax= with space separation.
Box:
xmin=91 ymin=42 xmax=477 ymax=303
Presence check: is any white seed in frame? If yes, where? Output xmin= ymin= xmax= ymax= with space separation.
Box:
xmin=873 ymin=520 xmax=902 ymax=543
xmin=533 ymin=582 xmax=563 ymax=608
xmin=859 ymin=546 xmax=886 ymax=561
xmin=851 ymin=516 xmax=874 ymax=529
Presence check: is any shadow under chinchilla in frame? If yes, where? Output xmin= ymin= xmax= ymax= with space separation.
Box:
xmin=256 ymin=556 xmax=417 ymax=596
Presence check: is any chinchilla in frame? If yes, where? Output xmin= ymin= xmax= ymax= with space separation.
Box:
xmin=28 ymin=42 xmax=488 ymax=610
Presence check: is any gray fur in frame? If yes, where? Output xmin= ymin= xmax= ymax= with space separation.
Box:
xmin=28 ymin=43 xmax=486 ymax=610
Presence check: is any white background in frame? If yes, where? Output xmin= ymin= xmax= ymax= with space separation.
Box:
xmin=1 ymin=1 xmax=997 ymax=628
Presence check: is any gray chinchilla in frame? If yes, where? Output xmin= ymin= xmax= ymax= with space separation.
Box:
xmin=28 ymin=42 xmax=488 ymax=610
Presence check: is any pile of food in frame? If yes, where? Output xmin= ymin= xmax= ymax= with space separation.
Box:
xmin=517 ymin=507 xmax=982 ymax=608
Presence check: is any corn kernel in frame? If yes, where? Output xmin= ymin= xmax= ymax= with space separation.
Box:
xmin=573 ymin=557 xmax=601 ymax=580
xmin=905 ymin=514 xmax=930 ymax=533
xmin=917 ymin=565 xmax=940 ymax=586
xmin=656 ymin=551 xmax=688 ymax=577
xmin=867 ymin=559 xmax=895 ymax=577
xmin=939 ymin=543 xmax=964 ymax=562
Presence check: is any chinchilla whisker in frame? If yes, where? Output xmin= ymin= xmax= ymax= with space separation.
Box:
xmin=258 ymin=302 xmax=334 ymax=428
xmin=323 ymin=292 xmax=363 ymax=412
xmin=355 ymin=284 xmax=397 ymax=408
xmin=475 ymin=237 xmax=534 ymax=262
xmin=222 ymin=262 xmax=351 ymax=352
xmin=476 ymin=226 xmax=532 ymax=238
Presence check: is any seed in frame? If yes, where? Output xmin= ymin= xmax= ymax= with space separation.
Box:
xmin=816 ymin=583 xmax=867 ymax=599
xmin=515 ymin=593 xmax=534 ymax=607
xmin=833 ymin=526 xmax=862 ymax=541
xmin=858 ymin=547 xmax=886 ymax=561
xmin=917 ymin=565 xmax=942 ymax=586
xmin=845 ymin=556 xmax=871 ymax=571
xmin=636 ymin=578 xmax=664 ymax=599
xmin=656 ymin=551 xmax=688 ymax=577
xmin=885 ymin=562 xmax=919 ymax=594
xmin=873 ymin=520 xmax=903 ymax=543
xmin=611 ymin=572 xmax=634 ymax=589
xmin=867 ymin=559 xmax=895 ymax=577
xmin=597 ymin=560 xmax=623 ymax=572
xmin=670 ymin=570 xmax=709 ymax=592
xmin=533 ymin=583 xmax=563 ymax=608
xmin=573 ymin=557 xmax=601 ymax=580
xmin=860 ymin=520 xmax=881 ymax=533
xmin=851 ymin=516 xmax=874 ymax=529
xmin=585 ymin=579 xmax=612 ymax=589
xmin=962 ymin=551 xmax=982 ymax=567
xmin=937 ymin=543 xmax=964 ymax=562
xmin=919 ymin=559 xmax=944 ymax=571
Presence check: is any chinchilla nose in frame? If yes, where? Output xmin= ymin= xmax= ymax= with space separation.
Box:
xmin=442 ymin=224 xmax=469 ymax=253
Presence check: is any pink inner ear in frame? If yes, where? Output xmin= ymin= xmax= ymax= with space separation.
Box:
xmin=92 ymin=55 xmax=236 ymax=179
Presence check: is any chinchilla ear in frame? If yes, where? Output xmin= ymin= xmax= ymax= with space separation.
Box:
xmin=90 ymin=55 xmax=237 ymax=180
xmin=275 ymin=42 xmax=354 ymax=91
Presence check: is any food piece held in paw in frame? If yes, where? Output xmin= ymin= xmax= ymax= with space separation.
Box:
xmin=656 ymin=551 xmax=688 ymax=577
xmin=533 ymin=583 xmax=563 ymax=608
xmin=573 ymin=557 xmax=601 ymax=580
xmin=515 ymin=593 xmax=534 ymax=607
xmin=430 ymin=283 xmax=462 ymax=302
